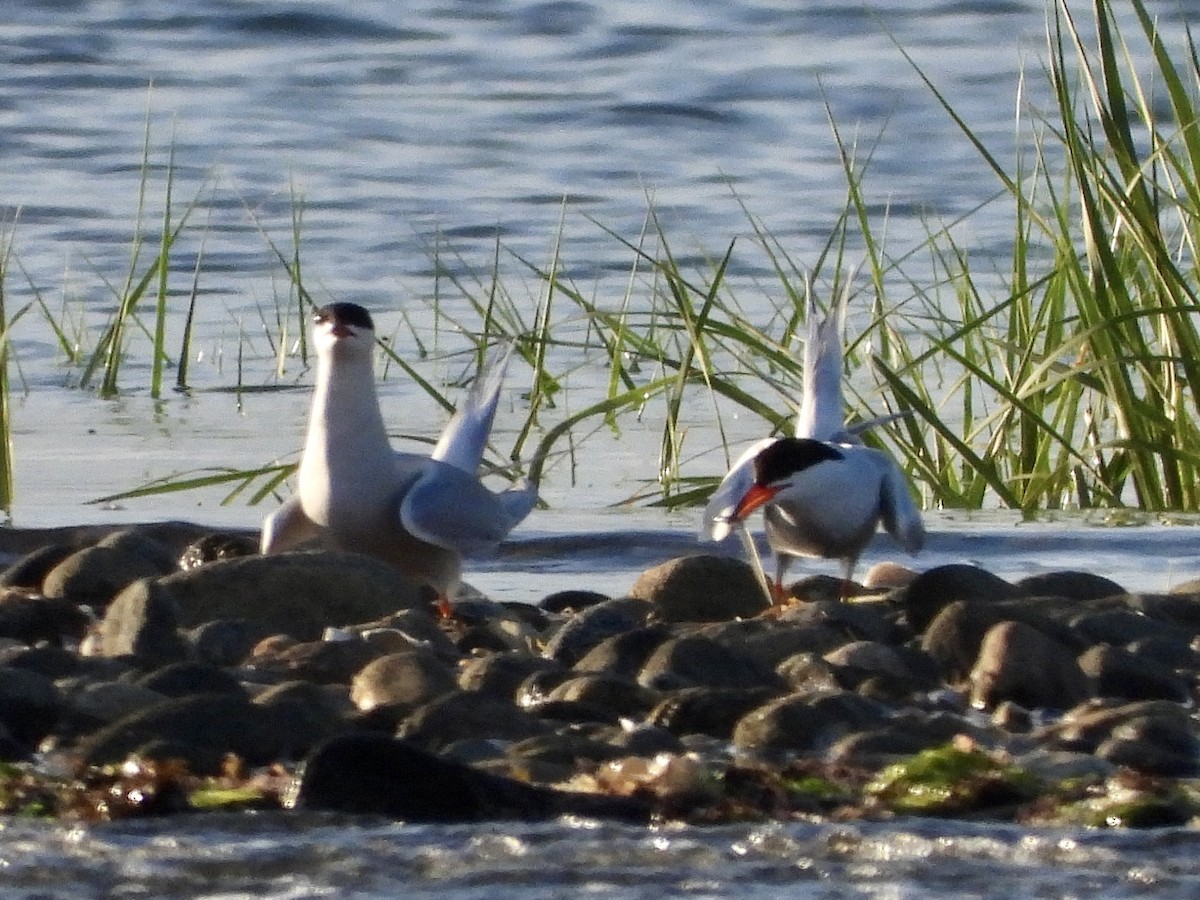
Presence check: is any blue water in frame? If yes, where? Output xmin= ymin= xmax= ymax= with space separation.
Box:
xmin=4 ymin=0 xmax=1200 ymax=895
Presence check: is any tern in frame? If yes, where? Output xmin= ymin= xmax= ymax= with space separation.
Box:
xmin=260 ymin=302 xmax=538 ymax=602
xmin=702 ymin=286 xmax=924 ymax=602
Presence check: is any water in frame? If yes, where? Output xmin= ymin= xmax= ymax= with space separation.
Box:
xmin=4 ymin=0 xmax=1200 ymax=895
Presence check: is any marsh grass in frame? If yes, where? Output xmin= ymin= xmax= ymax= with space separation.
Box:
xmin=32 ymin=0 xmax=1200 ymax=517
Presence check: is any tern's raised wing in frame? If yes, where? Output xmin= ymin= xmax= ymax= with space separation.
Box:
xmin=431 ymin=342 xmax=517 ymax=475
xmin=868 ymin=449 xmax=925 ymax=555
xmin=701 ymin=437 xmax=778 ymax=542
xmin=399 ymin=460 xmax=528 ymax=558
xmin=795 ymin=285 xmax=847 ymax=442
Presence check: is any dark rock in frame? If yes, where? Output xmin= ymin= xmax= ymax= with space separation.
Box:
xmin=538 ymin=590 xmax=610 ymax=614
xmin=714 ymin=620 xmax=848 ymax=670
xmin=637 ymin=635 xmax=785 ymax=692
xmin=253 ymin=680 xmax=353 ymax=760
xmin=826 ymin=724 xmax=948 ymax=768
xmin=543 ymin=674 xmax=659 ymax=720
xmin=178 ymin=532 xmax=258 ymax=569
xmin=291 ymin=732 xmax=651 ymax=823
xmin=0 ymin=644 xmax=82 ymax=679
xmin=1070 ymin=608 xmax=1193 ymax=648
xmin=542 ymin=598 xmax=653 ymax=666
xmin=76 ymin=693 xmax=292 ymax=773
xmin=1131 ymin=592 xmax=1200 ymax=631
xmin=1126 ymin=635 xmax=1200 ymax=670
xmin=458 ymin=652 xmax=563 ymax=700
xmin=250 ymin=638 xmax=383 ymax=685
xmin=1038 ymin=699 xmax=1193 ymax=752
xmin=571 ymin=626 xmax=673 ymax=677
xmin=1077 ymin=645 xmax=1190 ymax=703
xmin=186 ymin=619 xmax=268 ymax=668
xmin=775 ymin=653 xmax=842 ymax=693
xmin=350 ymin=649 xmax=458 ymax=711
xmin=823 ymin=640 xmax=925 ymax=684
xmin=731 ymin=688 xmax=888 ymax=754
xmin=920 ymin=600 xmax=1009 ymax=683
xmin=969 ymin=620 xmax=1091 ymax=711
xmin=648 ymin=686 xmax=783 ymax=739
xmin=629 ymin=555 xmax=770 ymax=622
xmin=0 ymin=666 xmax=61 ymax=748
xmin=777 ymin=599 xmax=908 ymax=646
xmin=112 ymin=551 xmax=433 ymax=643
xmin=1016 ymin=571 xmax=1126 ymax=601
xmin=897 ymin=564 xmax=1023 ymax=631
xmin=1095 ymin=715 xmax=1200 ymax=776
xmin=42 ymin=536 xmax=175 ymax=608
xmin=398 ymin=690 xmax=551 ymax=752
xmin=92 ymin=582 xmax=189 ymax=668
xmin=57 ymin=682 xmax=166 ymax=738
xmin=0 ymin=544 xmax=76 ymax=590
xmin=135 ymin=662 xmax=248 ymax=699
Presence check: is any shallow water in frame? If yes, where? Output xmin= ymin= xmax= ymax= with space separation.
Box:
xmin=5 ymin=0 xmax=1200 ymax=894
xmin=2 ymin=813 xmax=1200 ymax=899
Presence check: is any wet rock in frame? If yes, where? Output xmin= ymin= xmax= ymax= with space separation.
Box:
xmin=253 ymin=680 xmax=353 ymax=760
xmin=1094 ymin=715 xmax=1200 ymax=776
xmin=91 ymin=582 xmax=189 ymax=668
xmin=1076 ymin=644 xmax=1190 ymax=703
xmin=0 ymin=666 xmax=61 ymax=749
xmin=777 ymin=598 xmax=907 ymax=645
xmin=538 ymin=589 xmax=610 ymax=614
xmin=1016 ymin=571 xmax=1126 ymax=601
xmin=1070 ymin=608 xmax=1193 ymax=648
xmin=177 ymin=532 xmax=258 ymax=570
xmin=571 ymin=625 xmax=673 ymax=677
xmin=825 ymin=723 xmax=948 ymax=768
xmin=715 ymin=620 xmax=848 ymax=670
xmin=250 ymin=637 xmax=383 ymax=685
xmin=1130 ymin=592 xmax=1200 ymax=631
xmin=186 ymin=619 xmax=268 ymax=668
xmin=458 ymin=651 xmax=564 ymax=700
xmin=0 ymin=544 xmax=76 ymax=590
xmin=42 ymin=539 xmax=175 ymax=609
xmin=897 ymin=564 xmax=1023 ymax=631
xmin=0 ymin=644 xmax=83 ymax=680
xmin=731 ymin=688 xmax=887 ymax=754
xmin=76 ymin=693 xmax=293 ymax=773
xmin=398 ymin=690 xmax=552 ymax=752
xmin=290 ymin=732 xmax=651 ymax=823
xmin=0 ymin=589 xmax=89 ymax=647
xmin=823 ymin=640 xmax=929 ymax=685
xmin=920 ymin=600 xmax=1007 ymax=683
xmin=543 ymin=673 xmax=659 ymax=720
xmin=647 ymin=686 xmax=782 ymax=739
xmin=637 ymin=635 xmax=785 ymax=692
xmin=350 ymin=649 xmax=458 ymax=711
xmin=775 ymin=652 xmax=841 ymax=693
xmin=1038 ymin=699 xmax=1194 ymax=752
xmin=112 ymin=551 xmax=432 ymax=643
xmin=969 ymin=620 xmax=1091 ymax=711
xmin=542 ymin=598 xmax=653 ymax=666
xmin=629 ymin=555 xmax=769 ymax=622
xmin=1013 ymin=748 xmax=1116 ymax=783
xmin=350 ymin=609 xmax=461 ymax=660
xmin=136 ymin=661 xmax=248 ymax=699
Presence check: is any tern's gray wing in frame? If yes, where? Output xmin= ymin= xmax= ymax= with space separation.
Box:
xmin=431 ymin=342 xmax=516 ymax=475
xmin=701 ymin=437 xmax=778 ymax=542
xmin=795 ymin=283 xmax=847 ymax=442
xmin=261 ymin=495 xmax=323 ymax=554
xmin=867 ymin=449 xmax=925 ymax=555
xmin=399 ymin=459 xmax=527 ymax=557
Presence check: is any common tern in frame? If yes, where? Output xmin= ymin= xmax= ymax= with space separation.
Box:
xmin=260 ymin=302 xmax=538 ymax=601
xmin=702 ymin=287 xmax=924 ymax=602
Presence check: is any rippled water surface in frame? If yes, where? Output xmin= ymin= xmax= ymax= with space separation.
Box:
xmin=5 ymin=0 xmax=1200 ymax=894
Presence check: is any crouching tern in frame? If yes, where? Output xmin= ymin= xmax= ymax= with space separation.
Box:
xmin=260 ymin=302 xmax=538 ymax=601
xmin=701 ymin=287 xmax=924 ymax=602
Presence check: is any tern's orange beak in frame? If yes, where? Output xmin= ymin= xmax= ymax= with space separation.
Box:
xmin=733 ymin=483 xmax=779 ymax=520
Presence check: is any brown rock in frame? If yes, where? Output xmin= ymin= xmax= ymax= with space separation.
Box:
xmin=897 ymin=564 xmax=1023 ymax=631
xmin=969 ymin=620 xmax=1091 ymax=710
xmin=42 ymin=542 xmax=174 ymax=608
xmin=350 ymin=649 xmax=458 ymax=711
xmin=629 ymin=555 xmax=770 ymax=622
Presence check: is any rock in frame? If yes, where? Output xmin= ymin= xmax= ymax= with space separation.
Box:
xmin=177 ymin=533 xmax=258 ymax=569
xmin=1016 ymin=571 xmax=1126 ymax=601
xmin=1131 ymin=592 xmax=1200 ymax=631
xmin=76 ymin=693 xmax=295 ymax=773
xmin=458 ymin=651 xmax=563 ymax=700
xmin=714 ymin=620 xmax=847 ymax=670
xmin=1070 ymin=608 xmax=1193 ymax=648
xmin=1013 ymin=748 xmax=1116 ymax=783
xmin=571 ymin=626 xmax=674 ymax=677
xmin=350 ymin=649 xmax=458 ymax=711
xmin=862 ymin=561 xmax=920 ymax=590
xmin=538 ymin=590 xmax=610 ymax=614
xmin=0 ymin=666 xmax=61 ymax=749
xmin=62 ymin=681 xmax=167 ymax=732
xmin=42 ymin=541 xmax=174 ymax=609
xmin=1038 ymin=699 xmax=1195 ymax=751
xmin=731 ymin=688 xmax=887 ymax=754
xmin=920 ymin=600 xmax=1007 ymax=683
xmin=111 ymin=551 xmax=433 ymax=642
xmin=1095 ymin=715 xmax=1200 ymax=776
xmin=1076 ymin=645 xmax=1190 ymax=703
xmin=543 ymin=674 xmax=659 ymax=720
xmin=290 ymin=732 xmax=651 ymax=823
xmin=91 ymin=582 xmax=189 ymax=667
xmin=647 ymin=686 xmax=782 ymax=739
xmin=542 ymin=598 xmax=653 ymax=666
xmin=250 ymin=637 xmax=384 ymax=685
xmin=0 ymin=643 xmax=83 ymax=679
xmin=969 ymin=620 xmax=1091 ymax=711
xmin=186 ymin=619 xmax=268 ymax=668
xmin=823 ymin=640 xmax=920 ymax=683
xmin=629 ymin=555 xmax=769 ymax=622
xmin=398 ymin=690 xmax=551 ymax=752
xmin=897 ymin=564 xmax=1023 ymax=631
xmin=136 ymin=662 xmax=248 ymax=699
xmin=636 ymin=635 xmax=784 ymax=692
xmin=775 ymin=653 xmax=841 ymax=693
xmin=0 ymin=544 xmax=76 ymax=590
xmin=253 ymin=681 xmax=353 ymax=761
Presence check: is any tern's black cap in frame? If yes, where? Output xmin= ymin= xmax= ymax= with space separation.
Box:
xmin=753 ymin=437 xmax=843 ymax=485
xmin=314 ymin=302 xmax=375 ymax=331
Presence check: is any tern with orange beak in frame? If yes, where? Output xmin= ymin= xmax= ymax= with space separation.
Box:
xmin=261 ymin=302 xmax=537 ymax=602
xmin=702 ymin=287 xmax=923 ymax=601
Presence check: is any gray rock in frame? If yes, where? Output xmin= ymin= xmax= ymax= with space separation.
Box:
xmin=1070 ymin=608 xmax=1194 ymax=648
xmin=629 ymin=555 xmax=770 ymax=622
xmin=0 ymin=589 xmax=90 ymax=646
xmin=65 ymin=681 xmax=167 ymax=728
xmin=253 ymin=680 xmax=353 ymax=760
xmin=350 ymin=649 xmax=458 ymax=711
xmin=136 ymin=661 xmax=249 ymax=699
xmin=42 ymin=541 xmax=175 ymax=609
xmin=111 ymin=551 xmax=432 ymax=643
xmin=647 ymin=686 xmax=783 ymax=739
xmin=186 ymin=619 xmax=268 ymax=668
xmin=1096 ymin=714 xmax=1200 ymax=776
xmin=637 ymin=635 xmax=784 ymax=691
xmin=897 ymin=564 xmax=1023 ymax=631
xmin=398 ymin=690 xmax=552 ymax=752
xmin=1076 ymin=644 xmax=1190 ymax=703
xmin=969 ymin=620 xmax=1091 ymax=711
xmin=731 ymin=688 xmax=887 ymax=754
xmin=458 ymin=651 xmax=564 ymax=700
xmin=250 ymin=637 xmax=384 ymax=685
xmin=91 ymin=582 xmax=189 ymax=667
xmin=1016 ymin=571 xmax=1126 ymax=601
xmin=542 ymin=598 xmax=652 ymax=666
xmin=571 ymin=626 xmax=673 ymax=677
xmin=775 ymin=652 xmax=841 ymax=693
xmin=543 ymin=673 xmax=660 ymax=720
xmin=1037 ymin=699 xmax=1193 ymax=752
xmin=920 ymin=600 xmax=1008 ymax=683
